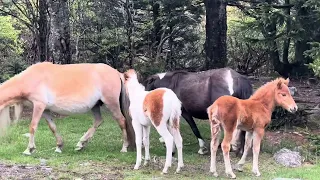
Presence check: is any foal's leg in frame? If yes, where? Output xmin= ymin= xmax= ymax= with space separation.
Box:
xmin=42 ymin=111 xmax=63 ymax=153
xmin=132 ymin=120 xmax=143 ymax=170
xmin=142 ymin=125 xmax=151 ymax=166
xmin=155 ymin=123 xmax=174 ymax=174
xmin=235 ymin=131 xmax=253 ymax=171
xmin=168 ymin=125 xmax=184 ymax=173
xmin=251 ymin=128 xmax=264 ymax=177
xmin=210 ymin=122 xmax=221 ymax=177
xmin=23 ymin=101 xmax=46 ymax=155
xmin=221 ymin=130 xmax=236 ymax=179
xmin=75 ymin=105 xmax=103 ymax=151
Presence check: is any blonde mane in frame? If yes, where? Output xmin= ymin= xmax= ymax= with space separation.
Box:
xmin=250 ymin=77 xmax=288 ymax=100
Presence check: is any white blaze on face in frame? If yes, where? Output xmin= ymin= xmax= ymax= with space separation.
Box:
xmin=225 ymin=70 xmax=234 ymax=95
xmin=157 ymin=73 xmax=166 ymax=79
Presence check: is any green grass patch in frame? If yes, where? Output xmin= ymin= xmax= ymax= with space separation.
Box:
xmin=0 ymin=111 xmax=319 ymax=179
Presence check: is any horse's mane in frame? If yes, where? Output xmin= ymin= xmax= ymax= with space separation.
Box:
xmin=250 ymin=77 xmax=287 ymax=100
xmin=170 ymin=70 xmax=189 ymax=76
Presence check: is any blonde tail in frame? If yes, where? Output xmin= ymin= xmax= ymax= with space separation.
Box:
xmin=13 ymin=103 xmax=23 ymax=124
xmin=0 ymin=106 xmax=12 ymax=136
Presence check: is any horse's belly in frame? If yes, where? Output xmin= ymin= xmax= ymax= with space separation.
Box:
xmin=46 ymin=98 xmax=100 ymax=115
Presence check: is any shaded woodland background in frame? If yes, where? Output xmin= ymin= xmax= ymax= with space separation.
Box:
xmin=0 ymin=0 xmax=320 ymax=81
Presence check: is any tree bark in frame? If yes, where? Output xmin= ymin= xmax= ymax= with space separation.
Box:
xmin=48 ymin=0 xmax=71 ymax=64
xmin=38 ymin=0 xmax=49 ymax=62
xmin=204 ymin=0 xmax=227 ymax=69
xmin=125 ymin=0 xmax=134 ymax=68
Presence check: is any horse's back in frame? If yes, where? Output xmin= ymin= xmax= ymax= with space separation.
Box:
xmin=15 ymin=62 xmax=122 ymax=114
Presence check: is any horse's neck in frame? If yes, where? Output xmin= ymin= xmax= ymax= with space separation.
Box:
xmin=128 ymin=86 xmax=148 ymax=103
xmin=250 ymin=91 xmax=276 ymax=113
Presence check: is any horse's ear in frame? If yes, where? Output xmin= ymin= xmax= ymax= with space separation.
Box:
xmin=284 ymin=78 xmax=290 ymax=85
xmin=124 ymin=72 xmax=129 ymax=80
xmin=277 ymin=79 xmax=283 ymax=89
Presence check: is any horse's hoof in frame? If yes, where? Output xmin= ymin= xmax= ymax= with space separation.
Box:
xmin=161 ymin=171 xmax=168 ymax=175
xmin=22 ymin=149 xmax=32 ymax=156
xmin=55 ymin=147 xmax=62 ymax=153
xmin=22 ymin=147 xmax=35 ymax=156
xmin=159 ymin=137 xmax=165 ymax=143
xmin=226 ymin=172 xmax=236 ymax=179
xmin=252 ymin=170 xmax=261 ymax=177
xmin=233 ymin=164 xmax=243 ymax=172
xmin=175 ymin=163 xmax=184 ymax=174
xmin=134 ymin=165 xmax=140 ymax=170
xmin=143 ymin=160 xmax=150 ymax=166
xmin=74 ymin=146 xmax=83 ymax=151
xmin=120 ymin=148 xmax=127 ymax=153
xmin=198 ymin=147 xmax=208 ymax=155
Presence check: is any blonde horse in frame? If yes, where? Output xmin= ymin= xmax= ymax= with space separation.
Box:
xmin=0 ymin=62 xmax=135 ymax=155
xmin=207 ymin=78 xmax=298 ymax=178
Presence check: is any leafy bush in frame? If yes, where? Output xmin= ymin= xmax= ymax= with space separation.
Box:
xmin=305 ymin=42 xmax=320 ymax=76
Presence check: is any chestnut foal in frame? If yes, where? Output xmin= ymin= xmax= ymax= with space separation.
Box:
xmin=124 ymin=69 xmax=184 ymax=174
xmin=207 ymin=78 xmax=298 ymax=178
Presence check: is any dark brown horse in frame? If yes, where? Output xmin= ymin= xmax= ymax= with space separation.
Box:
xmin=143 ymin=67 xmax=252 ymax=155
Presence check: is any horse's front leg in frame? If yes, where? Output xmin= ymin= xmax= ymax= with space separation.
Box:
xmin=142 ymin=125 xmax=151 ymax=166
xmin=132 ymin=121 xmax=143 ymax=170
xmin=252 ymin=128 xmax=265 ymax=177
xmin=234 ymin=131 xmax=253 ymax=171
xmin=23 ymin=101 xmax=46 ymax=155
xmin=42 ymin=111 xmax=63 ymax=153
xmin=181 ymin=108 xmax=207 ymax=155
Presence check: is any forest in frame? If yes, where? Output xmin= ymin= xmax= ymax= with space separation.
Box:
xmin=0 ymin=0 xmax=320 ymax=179
xmin=0 ymin=0 xmax=320 ymax=80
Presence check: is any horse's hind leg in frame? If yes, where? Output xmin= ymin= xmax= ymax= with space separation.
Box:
xmin=42 ymin=111 xmax=63 ymax=153
xmin=75 ymin=104 xmax=103 ymax=151
xmin=168 ymin=123 xmax=184 ymax=173
xmin=210 ymin=122 xmax=221 ymax=177
xmin=23 ymin=101 xmax=46 ymax=156
xmin=234 ymin=131 xmax=253 ymax=171
xmin=181 ymin=108 xmax=207 ymax=155
xmin=221 ymin=130 xmax=237 ymax=179
xmin=156 ymin=123 xmax=174 ymax=174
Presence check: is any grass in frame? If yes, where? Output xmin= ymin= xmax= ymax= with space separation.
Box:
xmin=0 ymin=110 xmax=319 ymax=179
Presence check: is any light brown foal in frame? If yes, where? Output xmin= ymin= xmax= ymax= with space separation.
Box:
xmin=207 ymin=78 xmax=298 ymax=178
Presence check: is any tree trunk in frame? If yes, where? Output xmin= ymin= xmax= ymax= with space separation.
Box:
xmin=282 ymin=0 xmax=291 ymax=65
xmin=125 ymin=0 xmax=134 ymax=68
xmin=48 ymin=0 xmax=71 ymax=64
xmin=152 ymin=0 xmax=161 ymax=58
xmin=204 ymin=0 xmax=227 ymax=69
xmin=38 ymin=0 xmax=49 ymax=62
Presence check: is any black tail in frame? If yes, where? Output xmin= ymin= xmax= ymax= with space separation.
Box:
xmin=119 ymin=78 xmax=136 ymax=151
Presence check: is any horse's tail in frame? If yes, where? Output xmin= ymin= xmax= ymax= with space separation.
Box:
xmin=0 ymin=106 xmax=12 ymax=136
xmin=0 ymin=101 xmax=25 ymax=136
xmin=235 ymin=76 xmax=253 ymax=100
xmin=166 ymin=89 xmax=182 ymax=129
xmin=13 ymin=103 xmax=23 ymax=124
xmin=207 ymin=104 xmax=220 ymax=136
xmin=119 ymin=76 xmax=136 ymax=150
xmin=207 ymin=104 xmax=219 ymax=124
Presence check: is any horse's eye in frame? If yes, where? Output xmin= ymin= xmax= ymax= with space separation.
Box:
xmin=282 ymin=94 xmax=287 ymax=97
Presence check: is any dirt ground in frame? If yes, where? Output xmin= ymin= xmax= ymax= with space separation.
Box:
xmin=1 ymin=76 xmax=319 ymax=179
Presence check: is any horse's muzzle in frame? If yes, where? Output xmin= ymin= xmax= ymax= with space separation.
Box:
xmin=289 ymin=106 xmax=298 ymax=113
